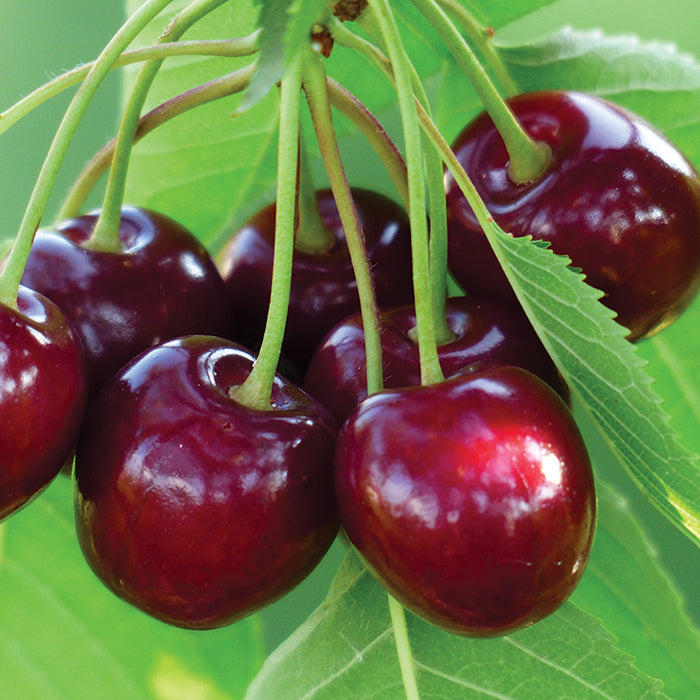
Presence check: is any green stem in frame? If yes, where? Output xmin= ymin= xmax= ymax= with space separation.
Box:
xmin=0 ymin=35 xmax=259 ymax=137
xmin=404 ymin=62 xmax=453 ymax=346
xmin=293 ymin=134 xmax=335 ymax=253
xmin=367 ymin=0 xmax=443 ymax=386
xmin=329 ymin=17 xmax=452 ymax=343
xmin=325 ymin=78 xmax=408 ymax=209
xmin=328 ymin=14 xmax=389 ymax=71
xmin=59 ymin=66 xmax=254 ymax=220
xmin=409 ymin=0 xmax=550 ymax=184
xmin=90 ymin=0 xmax=231 ymax=251
xmin=0 ymin=0 xmax=177 ymax=308
xmin=388 ymin=595 xmax=421 ymax=700
xmin=302 ymin=51 xmax=384 ymax=396
xmin=415 ymin=97 xmax=494 ymax=230
xmin=233 ymin=52 xmax=303 ymax=410
xmin=434 ymin=0 xmax=518 ymax=97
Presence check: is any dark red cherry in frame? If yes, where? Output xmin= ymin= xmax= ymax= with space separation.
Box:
xmin=0 ymin=287 xmax=87 ymax=520
xmin=218 ymin=188 xmax=414 ymax=372
xmin=445 ymin=90 xmax=700 ymax=341
xmin=74 ymin=335 xmax=339 ymax=629
xmin=303 ymin=295 xmax=567 ymax=425
xmin=335 ymin=365 xmax=596 ymax=637
xmin=21 ymin=206 xmax=232 ymax=395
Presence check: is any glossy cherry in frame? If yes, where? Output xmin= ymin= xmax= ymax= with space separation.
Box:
xmin=335 ymin=365 xmax=596 ymax=636
xmin=446 ymin=90 xmax=700 ymax=341
xmin=21 ymin=206 xmax=232 ymax=396
xmin=304 ymin=295 xmax=568 ymax=425
xmin=74 ymin=335 xmax=339 ymax=629
xmin=0 ymin=287 xmax=87 ymax=520
xmin=218 ymin=188 xmax=414 ymax=372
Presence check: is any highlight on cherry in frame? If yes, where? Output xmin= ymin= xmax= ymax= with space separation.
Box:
xmin=1 ymin=0 xmax=699 ymax=697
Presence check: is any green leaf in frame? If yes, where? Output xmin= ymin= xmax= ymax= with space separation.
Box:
xmin=636 ymin=299 xmax=700 ymax=461
xmin=248 ymin=472 xmax=700 ymax=697
xmin=121 ymin=0 xmax=566 ymax=247
xmin=124 ymin=0 xmax=281 ymax=247
xmin=572 ymin=479 xmax=700 ymax=698
xmin=0 ymin=476 xmax=265 ymax=700
xmin=499 ymin=27 xmax=700 ymax=164
xmin=479 ymin=225 xmax=700 ymax=545
xmin=243 ymin=0 xmax=329 ymax=110
xmin=245 ymin=548 xmax=666 ymax=699
xmin=437 ymin=27 xmax=700 ymax=546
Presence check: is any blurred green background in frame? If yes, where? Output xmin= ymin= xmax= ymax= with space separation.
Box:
xmin=1 ymin=0 xmax=699 ymax=650
xmin=2 ymin=0 xmax=699 ymax=239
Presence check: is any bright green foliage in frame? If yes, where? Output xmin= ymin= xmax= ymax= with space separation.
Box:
xmin=0 ymin=477 xmax=265 ymax=699
xmin=246 ymin=545 xmax=667 ymax=699
xmin=0 ymin=1 xmax=698 ymax=698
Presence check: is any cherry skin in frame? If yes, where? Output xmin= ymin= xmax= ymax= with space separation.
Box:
xmin=21 ymin=206 xmax=232 ymax=396
xmin=74 ymin=335 xmax=339 ymax=629
xmin=446 ymin=90 xmax=700 ymax=341
xmin=335 ymin=365 xmax=596 ymax=637
xmin=218 ymin=188 xmax=414 ymax=372
xmin=0 ymin=287 xmax=87 ymax=520
xmin=303 ymin=295 xmax=568 ymax=426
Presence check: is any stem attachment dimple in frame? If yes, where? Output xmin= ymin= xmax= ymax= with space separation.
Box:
xmin=367 ymin=0 xmax=443 ymax=387
xmin=293 ymin=135 xmax=336 ymax=254
xmin=0 ymin=0 xmax=178 ymax=309
xmin=302 ymin=50 xmax=384 ymax=397
xmin=409 ymin=0 xmax=551 ymax=184
xmin=89 ymin=0 xmax=232 ymax=252
xmin=233 ymin=52 xmax=304 ymax=411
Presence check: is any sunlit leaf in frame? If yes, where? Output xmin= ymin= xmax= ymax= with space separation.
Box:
xmin=245 ymin=548 xmax=666 ymax=699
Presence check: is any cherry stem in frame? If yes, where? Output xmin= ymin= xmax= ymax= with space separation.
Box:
xmin=233 ymin=52 xmax=304 ymax=411
xmin=406 ymin=66 xmax=454 ymax=346
xmin=293 ymin=134 xmax=336 ymax=254
xmin=388 ymin=595 xmax=421 ymax=700
xmin=325 ymin=78 xmax=408 ymax=209
xmin=414 ymin=95 xmax=495 ymax=232
xmin=59 ymin=66 xmax=254 ymax=220
xmin=434 ymin=0 xmax=518 ymax=97
xmin=0 ymin=0 xmax=177 ymax=309
xmin=329 ymin=15 xmax=451 ymax=345
xmin=0 ymin=35 xmax=259 ymax=138
xmin=366 ymin=0 xmax=444 ymax=386
xmin=90 ymin=0 xmax=231 ymax=251
xmin=409 ymin=0 xmax=550 ymax=184
xmin=302 ymin=50 xmax=384 ymax=396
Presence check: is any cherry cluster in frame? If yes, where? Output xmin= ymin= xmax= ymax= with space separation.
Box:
xmin=1 ymin=0 xmax=699 ymax=641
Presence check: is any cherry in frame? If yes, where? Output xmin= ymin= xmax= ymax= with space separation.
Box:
xmin=303 ymin=295 xmax=567 ymax=425
xmin=0 ymin=287 xmax=87 ymax=521
xmin=20 ymin=206 xmax=232 ymax=396
xmin=445 ymin=90 xmax=700 ymax=341
xmin=74 ymin=335 xmax=339 ymax=629
xmin=335 ymin=364 xmax=596 ymax=637
xmin=218 ymin=188 xmax=414 ymax=372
